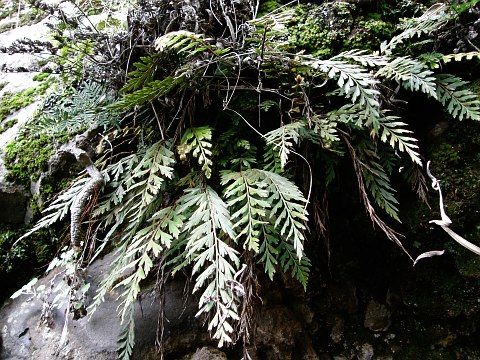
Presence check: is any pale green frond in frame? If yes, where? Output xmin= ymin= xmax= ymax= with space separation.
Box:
xmin=376 ymin=56 xmax=437 ymax=98
xmin=332 ymin=49 xmax=388 ymax=67
xmin=258 ymin=224 xmax=279 ymax=280
xmin=178 ymin=126 xmax=214 ymax=178
xmin=375 ymin=115 xmax=422 ymax=165
xmin=117 ymin=304 xmax=135 ymax=360
xmin=308 ymin=58 xmax=381 ymax=120
xmin=442 ymin=51 xmax=480 ymax=64
xmin=434 ymin=74 xmax=480 ymax=121
xmin=222 ymin=170 xmax=271 ymax=252
xmin=178 ymin=186 xmax=241 ymax=347
xmin=260 ymin=170 xmax=308 ymax=260
xmin=263 ymin=121 xmax=305 ymax=169
xmin=278 ymin=239 xmax=311 ymax=290
xmin=380 ymin=4 xmax=449 ymax=54
xmin=18 ymin=177 xmax=89 ymax=241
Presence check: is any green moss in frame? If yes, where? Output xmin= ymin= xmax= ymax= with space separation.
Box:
xmin=257 ymin=0 xmax=282 ymax=17
xmin=0 ymin=118 xmax=18 ymax=133
xmin=343 ymin=18 xmax=394 ymax=51
xmin=0 ymin=89 xmax=36 ymax=122
xmin=4 ymin=130 xmax=70 ymax=186
xmin=287 ymin=3 xmax=396 ymax=58
xmin=33 ymin=72 xmax=51 ymax=82
xmin=288 ymin=3 xmax=356 ymax=58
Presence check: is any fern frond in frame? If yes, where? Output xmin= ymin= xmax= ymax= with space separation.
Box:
xmin=263 ymin=121 xmax=304 ymax=169
xmin=278 ymin=240 xmax=311 ymax=290
xmin=114 ymin=206 xmax=183 ymax=320
xmin=376 ymin=115 xmax=421 ymax=165
xmin=18 ymin=177 xmax=89 ymax=240
xmin=376 ymin=56 xmax=437 ymax=98
xmin=222 ymin=171 xmax=270 ymax=252
xmin=434 ymin=74 xmax=480 ymax=121
xmin=442 ymin=51 xmax=480 ymax=64
xmin=261 ymin=170 xmax=308 ymax=260
xmin=111 ymin=76 xmax=186 ymax=111
xmin=308 ymin=59 xmax=380 ymax=120
xmin=357 ymin=141 xmax=400 ymax=221
xmin=178 ymin=186 xmax=240 ymax=347
xmin=155 ymin=31 xmax=211 ymax=57
xmin=33 ymin=82 xmax=118 ymax=134
xmin=310 ymin=114 xmax=340 ymax=145
xmin=117 ymin=303 xmax=135 ymax=360
xmin=122 ymin=54 xmax=163 ymax=93
xmin=380 ymin=4 xmax=449 ymax=54
xmin=258 ymin=224 xmax=279 ymax=280
xmin=178 ymin=126 xmax=214 ymax=178
xmin=332 ymin=49 xmax=388 ymax=67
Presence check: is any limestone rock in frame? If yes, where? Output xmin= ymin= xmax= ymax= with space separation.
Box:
xmin=0 ymin=252 xmax=203 ymax=360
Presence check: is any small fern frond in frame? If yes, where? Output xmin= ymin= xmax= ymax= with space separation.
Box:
xmin=261 ymin=170 xmax=308 ymax=260
xmin=258 ymin=224 xmax=279 ymax=280
xmin=34 ymin=82 xmax=118 ymax=134
xmin=117 ymin=304 xmax=135 ymax=360
xmin=178 ymin=186 xmax=240 ymax=347
xmin=309 ymin=59 xmax=380 ymax=119
xmin=263 ymin=121 xmax=304 ymax=169
xmin=178 ymin=126 xmax=214 ymax=178
xmin=442 ymin=51 xmax=480 ymax=64
xmin=18 ymin=177 xmax=89 ymax=241
xmin=375 ymin=115 xmax=422 ymax=165
xmin=376 ymin=56 xmax=437 ymax=98
xmin=111 ymin=76 xmax=186 ymax=111
xmin=331 ymin=49 xmax=388 ymax=67
xmin=222 ymin=171 xmax=270 ymax=252
xmin=310 ymin=114 xmax=340 ymax=145
xmin=380 ymin=3 xmax=449 ymax=54
xmin=278 ymin=240 xmax=311 ymax=290
xmin=122 ymin=54 xmax=163 ymax=93
xmin=155 ymin=31 xmax=211 ymax=57
xmin=434 ymin=74 xmax=480 ymax=121
xmin=358 ymin=141 xmax=400 ymax=221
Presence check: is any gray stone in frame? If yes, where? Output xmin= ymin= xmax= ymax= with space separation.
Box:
xmin=357 ymin=343 xmax=374 ymax=360
xmin=187 ymin=346 xmax=227 ymax=360
xmin=0 ymin=252 xmax=203 ymax=360
xmin=364 ymin=300 xmax=391 ymax=332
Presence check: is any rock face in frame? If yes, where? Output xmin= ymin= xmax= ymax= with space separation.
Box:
xmin=0 ymin=253 xmax=204 ymax=360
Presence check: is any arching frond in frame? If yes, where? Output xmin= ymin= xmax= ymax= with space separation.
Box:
xmin=177 ymin=186 xmax=240 ymax=347
xmin=376 ymin=56 xmax=437 ymax=98
xmin=434 ymin=74 xmax=480 ymax=121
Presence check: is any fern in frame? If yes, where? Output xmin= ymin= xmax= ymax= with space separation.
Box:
xmin=178 ymin=126 xmax=214 ymax=178
xmin=261 ymin=170 xmax=308 ymax=260
xmin=308 ymin=58 xmax=381 ymax=120
xmin=442 ymin=51 xmax=480 ymax=64
xmin=434 ymin=74 xmax=480 ymax=121
xmin=376 ymin=115 xmax=421 ymax=165
xmin=277 ymin=239 xmax=311 ymax=290
xmin=18 ymin=177 xmax=89 ymax=240
xmin=117 ymin=304 xmax=135 ymax=360
xmin=263 ymin=121 xmax=305 ymax=169
xmin=357 ymin=141 xmax=401 ymax=222
xmin=34 ymin=82 xmax=118 ymax=134
xmin=332 ymin=49 xmax=388 ymax=68
xmin=177 ymin=186 xmax=240 ymax=347
xmin=376 ymin=56 xmax=437 ymax=98
xmin=380 ymin=4 xmax=449 ymax=54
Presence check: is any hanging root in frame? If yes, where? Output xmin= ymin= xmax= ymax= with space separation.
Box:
xmin=53 ymin=130 xmax=105 ymax=252
xmin=426 ymin=161 xmax=480 ymax=256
